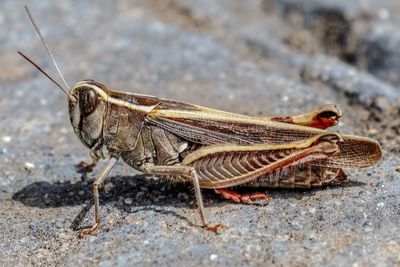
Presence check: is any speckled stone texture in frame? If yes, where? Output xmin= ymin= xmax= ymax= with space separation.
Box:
xmin=1 ymin=1 xmax=399 ymax=266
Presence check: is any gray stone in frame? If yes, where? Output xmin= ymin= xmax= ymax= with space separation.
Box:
xmin=1 ymin=0 xmax=399 ymax=266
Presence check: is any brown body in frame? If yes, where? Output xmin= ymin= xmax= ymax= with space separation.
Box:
xmin=70 ymin=81 xmax=380 ymax=191
xmin=20 ymin=6 xmax=382 ymax=235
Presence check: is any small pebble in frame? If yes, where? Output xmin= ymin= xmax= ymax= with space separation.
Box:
xmin=124 ymin=198 xmax=133 ymax=205
xmin=210 ymin=254 xmax=218 ymax=261
xmin=126 ymin=215 xmax=138 ymax=224
xmin=364 ymin=227 xmax=374 ymax=232
xmin=309 ymin=208 xmax=316 ymax=214
xmin=378 ymin=8 xmax=390 ymax=20
xmin=20 ymin=237 xmax=29 ymax=244
xmin=60 ymin=127 xmax=69 ymax=134
xmin=15 ymin=90 xmax=24 ymax=97
xmin=2 ymin=136 xmax=11 ymax=143
xmin=43 ymin=194 xmax=50 ymax=205
xmin=25 ymin=162 xmax=35 ymax=169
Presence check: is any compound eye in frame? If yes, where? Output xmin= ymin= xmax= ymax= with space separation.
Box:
xmin=79 ymin=89 xmax=99 ymax=116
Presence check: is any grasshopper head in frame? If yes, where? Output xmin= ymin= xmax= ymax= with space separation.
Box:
xmin=19 ymin=8 xmax=107 ymax=151
xmin=68 ymin=80 xmax=109 ymax=149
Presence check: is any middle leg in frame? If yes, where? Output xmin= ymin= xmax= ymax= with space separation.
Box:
xmin=78 ymin=148 xmax=104 ymax=173
xmin=143 ymin=164 xmax=226 ymax=233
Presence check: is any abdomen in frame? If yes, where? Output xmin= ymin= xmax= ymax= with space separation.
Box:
xmin=243 ymin=165 xmax=347 ymax=188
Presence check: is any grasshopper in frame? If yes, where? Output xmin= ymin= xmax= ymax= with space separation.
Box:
xmin=19 ymin=6 xmax=382 ymax=236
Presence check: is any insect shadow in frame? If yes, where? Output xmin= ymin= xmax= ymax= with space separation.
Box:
xmin=12 ymin=174 xmax=366 ymax=230
xmin=12 ymin=174 xmax=207 ymax=209
xmin=12 ymin=174 xmax=204 ymax=230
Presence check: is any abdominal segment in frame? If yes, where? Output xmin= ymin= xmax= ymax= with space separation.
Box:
xmin=243 ymin=164 xmax=347 ymax=188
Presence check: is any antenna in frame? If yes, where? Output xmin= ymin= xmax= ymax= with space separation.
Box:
xmin=24 ymin=5 xmax=71 ymax=91
xmin=18 ymin=51 xmax=70 ymax=97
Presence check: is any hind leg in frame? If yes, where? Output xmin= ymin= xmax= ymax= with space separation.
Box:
xmin=259 ymin=104 xmax=342 ymax=129
xmin=214 ymin=189 xmax=271 ymax=204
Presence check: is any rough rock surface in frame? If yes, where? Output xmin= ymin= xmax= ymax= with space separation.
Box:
xmin=1 ymin=0 xmax=399 ymax=266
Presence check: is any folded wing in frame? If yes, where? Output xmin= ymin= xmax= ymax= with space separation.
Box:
xmin=147 ymin=101 xmax=381 ymax=168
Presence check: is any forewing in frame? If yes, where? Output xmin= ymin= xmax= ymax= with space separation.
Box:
xmin=147 ymin=101 xmax=321 ymax=145
xmin=147 ymin=100 xmax=382 ymax=168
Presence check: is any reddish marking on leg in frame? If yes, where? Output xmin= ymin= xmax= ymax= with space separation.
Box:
xmin=214 ymin=189 xmax=271 ymax=204
xmin=215 ymin=189 xmax=241 ymax=203
xmin=311 ymin=117 xmax=338 ymax=129
xmin=203 ymin=223 xmax=228 ymax=234
xmin=248 ymin=193 xmax=271 ymax=201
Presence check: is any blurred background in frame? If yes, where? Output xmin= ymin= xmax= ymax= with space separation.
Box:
xmin=1 ymin=0 xmax=400 ymax=266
